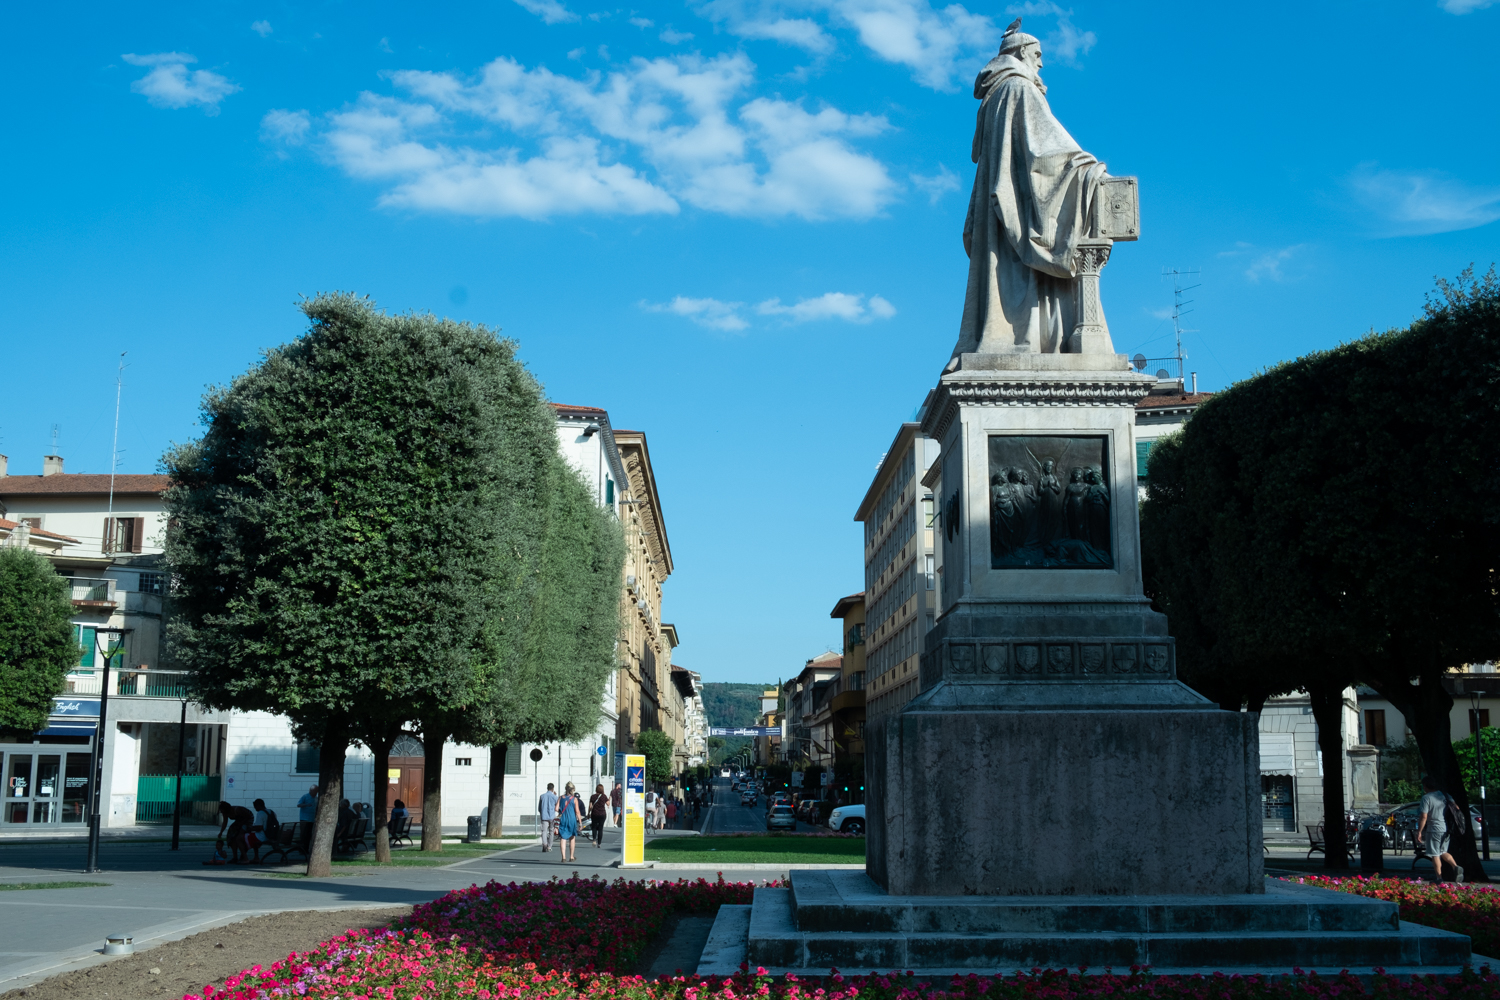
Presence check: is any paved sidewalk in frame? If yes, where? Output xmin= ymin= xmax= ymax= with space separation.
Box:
xmin=0 ymin=829 xmax=781 ymax=992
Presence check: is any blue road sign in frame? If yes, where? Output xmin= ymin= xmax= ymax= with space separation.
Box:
xmin=596 ymin=745 xmax=607 ymax=755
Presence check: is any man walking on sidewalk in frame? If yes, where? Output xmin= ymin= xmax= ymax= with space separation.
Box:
xmin=1418 ymin=775 xmax=1464 ymax=884
xmin=538 ymin=782 xmax=559 ymax=853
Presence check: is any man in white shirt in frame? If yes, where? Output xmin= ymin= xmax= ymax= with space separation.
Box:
xmin=1417 ymin=775 xmax=1463 ymax=884
xmin=538 ymin=783 xmax=559 ymax=853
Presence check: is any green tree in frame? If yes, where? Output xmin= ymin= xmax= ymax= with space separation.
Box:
xmin=1452 ymin=731 xmax=1500 ymax=801
xmin=164 ymin=294 xmax=549 ymax=875
xmin=0 ymin=548 xmax=75 ymax=735
xmin=1142 ymin=266 xmax=1500 ymax=877
xmin=635 ymin=728 xmax=675 ymax=784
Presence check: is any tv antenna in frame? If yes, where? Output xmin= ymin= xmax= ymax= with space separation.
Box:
xmin=1162 ymin=267 xmax=1199 ymax=380
xmin=107 ymin=353 xmax=127 ymax=525
xmin=50 ymin=424 xmax=60 ymax=453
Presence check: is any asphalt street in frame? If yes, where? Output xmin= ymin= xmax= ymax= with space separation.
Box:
xmin=703 ymin=778 xmax=818 ymax=836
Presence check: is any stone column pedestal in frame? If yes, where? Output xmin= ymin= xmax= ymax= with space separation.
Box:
xmin=865 ymin=355 xmax=1263 ymax=897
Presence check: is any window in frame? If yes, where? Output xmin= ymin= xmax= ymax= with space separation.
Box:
xmin=1136 ymin=440 xmax=1153 ymax=479
xmin=74 ymin=626 xmax=97 ymax=672
xmin=454 ymin=757 xmax=472 ymax=766
xmin=138 ymin=572 xmax=166 ymax=596
xmin=504 ymin=744 xmax=522 ymax=774
xmin=606 ymin=736 xmax=617 ymax=775
xmin=606 ymin=478 xmax=615 ymax=505
xmin=1365 ymin=709 xmax=1387 ymax=746
xmin=294 ymin=741 xmax=320 ymax=774
xmin=925 ymin=554 xmax=935 ymax=589
xmin=102 ymin=516 xmax=145 ymax=555
xmin=1470 ymin=709 xmax=1491 ymax=734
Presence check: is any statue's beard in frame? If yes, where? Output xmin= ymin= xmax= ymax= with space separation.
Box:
xmin=1034 ymin=71 xmax=1047 ymax=94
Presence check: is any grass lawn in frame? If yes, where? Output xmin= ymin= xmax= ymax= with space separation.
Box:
xmin=643 ymin=835 xmax=865 ymax=865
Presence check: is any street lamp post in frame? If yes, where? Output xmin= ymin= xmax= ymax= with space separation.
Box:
xmin=85 ymin=627 xmax=131 ymax=875
xmin=1473 ymin=692 xmax=1490 ymax=861
xmin=171 ymin=690 xmax=188 ymax=851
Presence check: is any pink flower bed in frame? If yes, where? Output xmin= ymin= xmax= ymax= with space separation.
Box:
xmin=186 ymin=876 xmax=1500 ymax=1000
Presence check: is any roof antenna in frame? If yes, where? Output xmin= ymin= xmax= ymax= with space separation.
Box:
xmin=51 ymin=424 xmax=60 ymax=453
xmin=106 ymin=353 xmax=127 ymax=538
xmin=1161 ymin=267 xmax=1200 ymax=384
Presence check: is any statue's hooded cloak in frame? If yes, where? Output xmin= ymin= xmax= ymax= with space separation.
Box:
xmin=953 ymin=52 xmax=1107 ymax=359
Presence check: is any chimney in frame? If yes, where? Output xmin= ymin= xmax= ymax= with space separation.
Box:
xmin=0 ymin=454 xmax=7 ymax=477
xmin=43 ymin=455 xmax=64 ymax=476
xmin=1190 ymin=371 xmax=1198 ymax=394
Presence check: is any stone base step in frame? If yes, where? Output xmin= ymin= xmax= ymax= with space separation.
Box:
xmin=791 ymin=870 xmax=1399 ymax=934
xmin=700 ymin=904 xmax=1494 ymax=982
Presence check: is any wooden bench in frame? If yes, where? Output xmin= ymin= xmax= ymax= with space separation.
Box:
xmin=261 ymin=821 xmax=307 ymax=864
xmin=335 ymin=817 xmax=369 ymax=854
xmin=389 ymin=815 xmax=414 ymax=848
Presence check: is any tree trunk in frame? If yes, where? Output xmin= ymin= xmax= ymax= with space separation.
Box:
xmin=306 ymin=728 xmax=348 ymax=878
xmin=422 ymin=728 xmax=447 ymax=852
xmin=1307 ymin=681 xmax=1349 ymax=869
xmin=1374 ymin=670 xmax=1489 ymax=882
xmin=486 ymin=743 xmax=508 ymax=839
xmin=372 ymin=732 xmax=395 ymax=863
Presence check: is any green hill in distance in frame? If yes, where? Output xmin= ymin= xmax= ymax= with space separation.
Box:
xmin=698 ymin=682 xmax=775 ymax=767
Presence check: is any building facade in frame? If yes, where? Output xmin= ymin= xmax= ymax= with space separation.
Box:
xmin=0 ymin=402 xmax=684 ymax=835
xmin=855 ymin=425 xmax=940 ymax=722
xmin=828 ymin=593 xmax=867 ymax=767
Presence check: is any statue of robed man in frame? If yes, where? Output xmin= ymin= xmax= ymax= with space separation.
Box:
xmin=952 ymin=21 xmax=1116 ymax=363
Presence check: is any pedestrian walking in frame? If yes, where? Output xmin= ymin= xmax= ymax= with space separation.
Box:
xmin=1418 ymin=775 xmax=1465 ymax=884
xmin=538 ymin=782 xmax=559 ymax=852
xmin=655 ymin=793 xmax=667 ymax=830
xmin=589 ymin=783 xmax=609 ymax=847
xmin=666 ymin=797 xmax=677 ymax=828
xmin=611 ymin=782 xmax=623 ymax=827
xmin=557 ymin=782 xmax=585 ymax=862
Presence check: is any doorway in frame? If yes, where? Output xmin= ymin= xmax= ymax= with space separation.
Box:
xmin=389 ymin=734 xmax=424 ymax=824
xmin=2 ymin=749 xmax=91 ymax=826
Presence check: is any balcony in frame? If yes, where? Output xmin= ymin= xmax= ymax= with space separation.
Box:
xmin=65 ymin=576 xmax=116 ymax=609
xmin=65 ymin=669 xmax=191 ymax=698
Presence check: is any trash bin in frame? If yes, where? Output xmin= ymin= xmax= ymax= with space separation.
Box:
xmin=466 ymin=815 xmax=482 ymax=844
xmin=1359 ymin=827 xmax=1384 ymax=875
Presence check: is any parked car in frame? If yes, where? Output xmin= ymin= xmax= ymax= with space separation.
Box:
xmin=741 ymin=789 xmax=757 ymax=806
xmin=827 ymin=804 xmax=865 ymax=836
xmin=794 ymin=799 xmax=817 ymax=823
xmin=767 ymin=803 xmax=797 ymax=831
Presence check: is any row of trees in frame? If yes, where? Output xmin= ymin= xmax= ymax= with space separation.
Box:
xmin=1141 ymin=267 xmax=1500 ymax=876
xmin=163 ymin=294 xmax=625 ymax=875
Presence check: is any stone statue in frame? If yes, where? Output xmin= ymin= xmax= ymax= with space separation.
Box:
xmin=951 ymin=19 xmax=1134 ymax=364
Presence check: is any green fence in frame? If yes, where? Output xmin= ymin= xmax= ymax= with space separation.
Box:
xmin=135 ymin=774 xmax=221 ymax=825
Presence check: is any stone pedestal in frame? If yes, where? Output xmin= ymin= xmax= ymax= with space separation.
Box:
xmin=863 ymin=353 xmax=1262 ymax=896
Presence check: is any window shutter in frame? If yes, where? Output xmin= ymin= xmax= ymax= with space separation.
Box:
xmin=129 ymin=517 xmax=144 ymax=553
xmin=504 ymin=744 xmax=522 ymax=774
xmin=1136 ymin=440 xmax=1153 ymax=479
xmin=78 ymin=626 xmax=97 ymax=670
xmin=101 ymin=517 xmax=115 ymax=554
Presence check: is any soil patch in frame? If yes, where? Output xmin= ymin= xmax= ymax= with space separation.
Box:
xmin=3 ymin=905 xmax=410 ymax=1000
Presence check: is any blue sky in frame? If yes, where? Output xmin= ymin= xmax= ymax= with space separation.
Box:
xmin=3 ymin=1 xmax=1498 ymax=685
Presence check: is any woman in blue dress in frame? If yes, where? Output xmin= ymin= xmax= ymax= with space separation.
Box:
xmin=556 ymin=781 xmax=585 ymax=861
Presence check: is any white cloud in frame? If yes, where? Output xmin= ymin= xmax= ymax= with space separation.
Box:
xmin=831 ymin=0 xmax=997 ymax=90
xmin=690 ymin=0 xmax=838 ymax=54
xmin=630 ymin=16 xmax=655 ymax=27
xmin=1005 ymin=2 xmax=1096 ymax=67
xmin=758 ymin=291 xmax=896 ymax=322
xmin=251 ymin=20 xmax=273 ymax=37
xmin=1242 ymin=245 xmax=1304 ymax=283
xmin=512 ymin=0 xmax=580 ymax=24
xmin=1347 ymin=164 xmax=1500 ymax=236
xmin=661 ymin=27 xmax=696 ymax=43
xmin=1440 ymin=0 xmax=1494 ymax=12
xmin=380 ymin=37 xmax=395 ymax=54
xmin=323 ymin=52 xmax=896 ymax=220
xmin=910 ymin=164 xmax=959 ymax=203
xmin=260 ymin=108 xmax=311 ymax=146
xmin=122 ymin=52 xmax=240 ymax=114
xmin=644 ymin=296 xmax=749 ymax=330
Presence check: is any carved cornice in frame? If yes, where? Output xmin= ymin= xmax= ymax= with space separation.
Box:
xmin=922 ymin=376 xmax=1153 ymax=439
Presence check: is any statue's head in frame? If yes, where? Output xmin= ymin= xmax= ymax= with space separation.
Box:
xmin=998 ymin=18 xmax=1042 ymax=71
xmin=1070 ymin=468 xmax=1083 ymax=483
xmin=1085 ymin=468 xmax=1101 ymax=484
xmin=1041 ymin=459 xmax=1055 ymax=473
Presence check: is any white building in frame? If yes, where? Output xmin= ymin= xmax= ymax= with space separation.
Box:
xmin=0 ymin=422 xmax=637 ymax=835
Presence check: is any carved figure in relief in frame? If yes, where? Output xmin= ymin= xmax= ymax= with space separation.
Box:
xmin=951 ymin=19 xmax=1118 ymax=362
xmin=1034 ymin=457 xmax=1063 ymax=541
xmin=1084 ymin=467 xmax=1111 ymax=552
xmin=1064 ymin=468 xmax=1088 ymax=540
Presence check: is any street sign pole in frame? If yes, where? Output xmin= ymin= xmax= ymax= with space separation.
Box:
xmin=171 ymin=695 xmax=187 ymax=850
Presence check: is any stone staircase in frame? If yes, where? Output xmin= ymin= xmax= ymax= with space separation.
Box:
xmin=697 ymin=870 xmax=1480 ymax=977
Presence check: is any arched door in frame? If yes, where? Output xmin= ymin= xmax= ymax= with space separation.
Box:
xmin=389 ymin=735 xmax=424 ymax=824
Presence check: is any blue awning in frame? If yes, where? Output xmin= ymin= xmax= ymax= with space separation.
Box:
xmin=37 ymin=723 xmax=97 ymax=736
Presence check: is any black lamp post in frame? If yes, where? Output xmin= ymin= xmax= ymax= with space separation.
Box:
xmin=171 ymin=687 xmax=188 ymax=851
xmin=85 ymin=626 xmax=131 ymax=875
xmin=1472 ymin=690 xmax=1490 ymax=862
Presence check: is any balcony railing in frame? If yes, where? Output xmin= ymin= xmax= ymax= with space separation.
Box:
xmin=65 ymin=669 xmax=191 ymax=698
xmin=65 ymin=577 xmax=116 ymax=604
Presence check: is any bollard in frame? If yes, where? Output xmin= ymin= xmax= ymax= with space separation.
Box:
xmin=104 ymin=933 xmax=134 ymax=956
xmin=466 ymin=815 xmax=482 ymax=843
